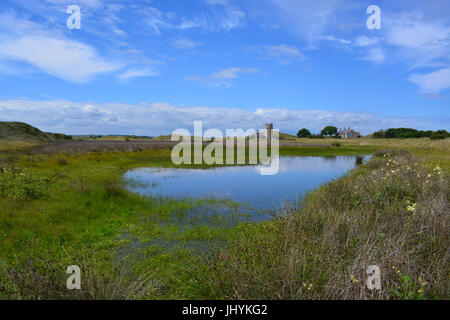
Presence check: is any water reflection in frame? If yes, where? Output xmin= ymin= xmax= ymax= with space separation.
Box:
xmin=124 ymin=156 xmax=369 ymax=217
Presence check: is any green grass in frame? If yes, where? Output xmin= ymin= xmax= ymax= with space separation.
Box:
xmin=0 ymin=122 xmax=72 ymax=143
xmin=192 ymin=150 xmax=449 ymax=299
xmin=0 ymin=148 xmax=258 ymax=299
xmin=0 ymin=139 xmax=448 ymax=299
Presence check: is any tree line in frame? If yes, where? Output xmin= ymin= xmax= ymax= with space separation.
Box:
xmin=372 ymin=128 xmax=449 ymax=140
xmin=296 ymin=126 xmax=449 ymax=140
xmin=297 ymin=126 xmax=341 ymax=139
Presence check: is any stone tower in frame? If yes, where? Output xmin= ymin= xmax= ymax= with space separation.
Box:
xmin=265 ymin=123 xmax=273 ymax=141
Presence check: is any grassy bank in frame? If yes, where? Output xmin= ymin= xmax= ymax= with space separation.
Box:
xmin=193 ymin=150 xmax=449 ymax=299
xmin=0 ymin=139 xmax=448 ymax=299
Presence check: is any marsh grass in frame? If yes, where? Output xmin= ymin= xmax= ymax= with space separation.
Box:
xmin=192 ymin=150 xmax=449 ymax=300
xmin=0 ymin=246 xmax=162 ymax=300
xmin=0 ymin=140 xmax=448 ymax=300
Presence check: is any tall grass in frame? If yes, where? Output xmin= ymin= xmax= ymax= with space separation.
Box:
xmin=0 ymin=142 xmax=448 ymax=300
xmin=0 ymin=247 xmax=162 ymax=300
xmin=193 ymin=151 xmax=449 ymax=299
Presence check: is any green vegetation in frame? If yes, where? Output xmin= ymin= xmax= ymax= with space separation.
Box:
xmin=0 ymin=130 xmax=448 ymax=300
xmin=320 ymin=126 xmax=338 ymax=137
xmin=373 ymin=128 xmax=449 ymax=139
xmin=295 ymin=126 xmax=340 ymax=139
xmin=193 ymin=150 xmax=448 ymax=299
xmin=0 ymin=122 xmax=72 ymax=143
xmin=296 ymin=128 xmax=311 ymax=138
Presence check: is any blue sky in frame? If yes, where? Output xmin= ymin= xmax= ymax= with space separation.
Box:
xmin=0 ymin=0 xmax=449 ymax=135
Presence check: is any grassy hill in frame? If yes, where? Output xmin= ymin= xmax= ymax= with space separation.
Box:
xmin=0 ymin=122 xmax=72 ymax=142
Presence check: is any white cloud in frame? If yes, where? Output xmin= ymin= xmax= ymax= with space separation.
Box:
xmin=257 ymin=45 xmax=305 ymax=65
xmin=0 ymin=12 xmax=128 ymax=83
xmin=171 ymin=37 xmax=203 ymax=49
xmin=212 ymin=68 xmax=258 ymax=80
xmin=360 ymin=47 xmax=386 ymax=64
xmin=321 ymin=35 xmax=351 ymax=45
xmin=385 ymin=12 xmax=450 ymax=69
xmin=0 ymin=99 xmax=448 ymax=136
xmin=117 ymin=67 xmax=159 ymax=82
xmin=203 ymin=0 xmax=230 ymax=5
xmin=0 ymin=36 xmax=119 ymax=83
xmin=188 ymin=67 xmax=258 ymax=87
xmin=178 ymin=7 xmax=246 ymax=32
xmin=260 ymin=0 xmax=346 ymax=42
xmin=139 ymin=2 xmax=245 ymax=33
xmin=44 ymin=0 xmax=103 ymax=8
xmin=142 ymin=7 xmax=173 ymax=35
xmin=409 ymin=68 xmax=450 ymax=93
xmin=355 ymin=36 xmax=380 ymax=47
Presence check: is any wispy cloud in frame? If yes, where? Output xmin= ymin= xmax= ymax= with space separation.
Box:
xmin=320 ymin=35 xmax=351 ymax=45
xmin=254 ymin=45 xmax=305 ymax=65
xmin=140 ymin=2 xmax=245 ymax=33
xmin=259 ymin=0 xmax=348 ymax=43
xmin=409 ymin=68 xmax=450 ymax=94
xmin=0 ymin=35 xmax=119 ymax=83
xmin=188 ymin=67 xmax=258 ymax=87
xmin=361 ymin=47 xmax=386 ymax=64
xmin=117 ymin=67 xmax=159 ymax=82
xmin=171 ymin=37 xmax=203 ymax=49
xmin=385 ymin=12 xmax=450 ymax=70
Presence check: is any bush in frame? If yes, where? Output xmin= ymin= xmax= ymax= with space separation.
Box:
xmin=331 ymin=142 xmax=341 ymax=147
xmin=104 ymin=179 xmax=127 ymax=198
xmin=57 ymin=158 xmax=69 ymax=166
xmin=374 ymin=128 xmax=449 ymax=139
xmin=372 ymin=130 xmax=385 ymax=139
xmin=430 ymin=134 xmax=447 ymax=140
xmin=0 ymin=167 xmax=50 ymax=200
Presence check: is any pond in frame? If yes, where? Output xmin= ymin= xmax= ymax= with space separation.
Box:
xmin=124 ymin=156 xmax=368 ymax=222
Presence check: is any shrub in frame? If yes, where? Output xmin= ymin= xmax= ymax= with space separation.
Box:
xmin=57 ymin=158 xmax=69 ymax=166
xmin=373 ymin=128 xmax=449 ymax=139
xmin=331 ymin=142 xmax=341 ymax=147
xmin=372 ymin=130 xmax=385 ymax=139
xmin=0 ymin=167 xmax=50 ymax=200
xmin=430 ymin=134 xmax=447 ymax=140
xmin=104 ymin=179 xmax=127 ymax=198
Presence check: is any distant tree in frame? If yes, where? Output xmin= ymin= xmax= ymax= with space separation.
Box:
xmin=371 ymin=128 xmax=448 ymax=139
xmin=430 ymin=130 xmax=449 ymax=140
xmin=320 ymin=126 xmax=338 ymax=137
xmin=385 ymin=128 xmax=420 ymax=138
xmin=424 ymin=130 xmax=434 ymax=138
xmin=372 ymin=130 xmax=385 ymax=139
xmin=430 ymin=133 xmax=447 ymax=140
xmin=297 ymin=128 xmax=311 ymax=138
xmin=434 ymin=130 xmax=449 ymax=137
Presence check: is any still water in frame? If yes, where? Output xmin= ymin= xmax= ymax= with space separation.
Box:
xmin=124 ymin=156 xmax=367 ymax=219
